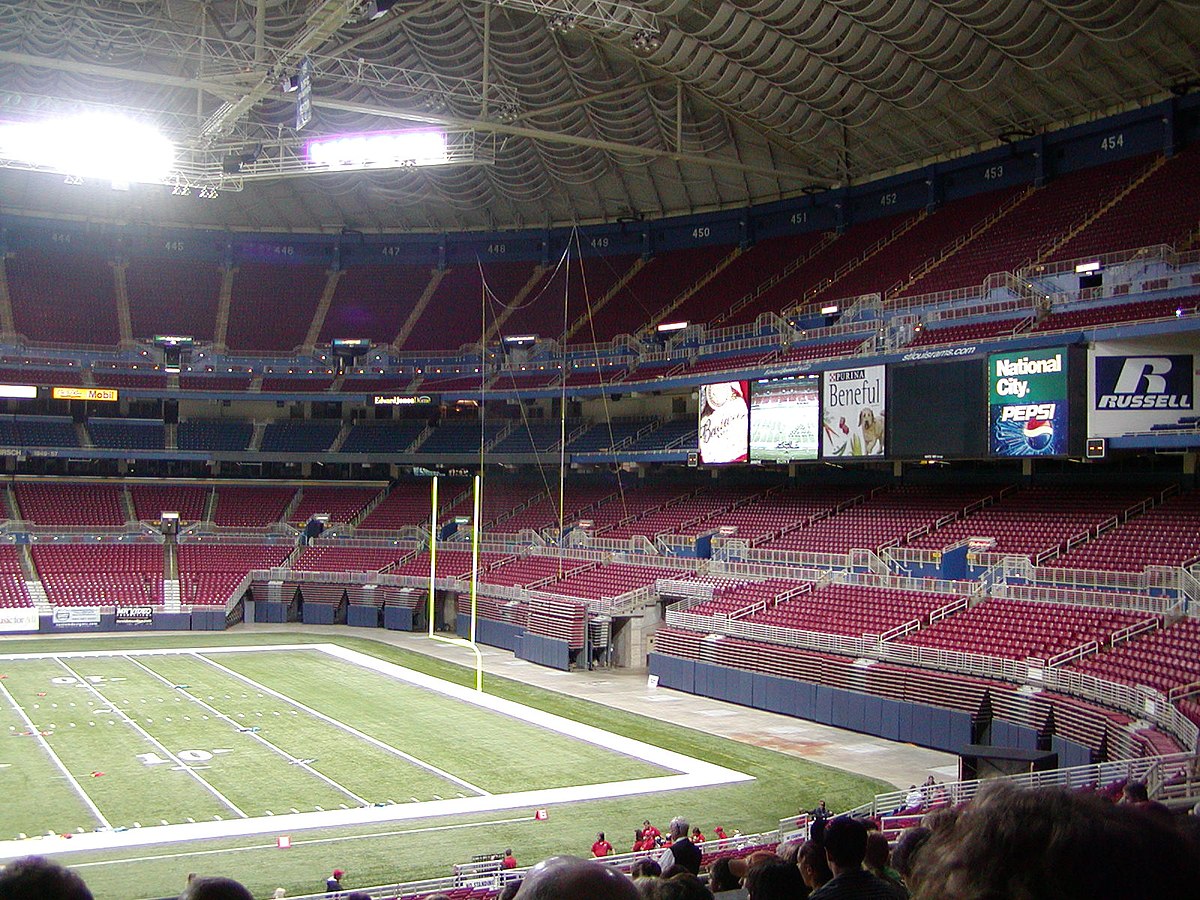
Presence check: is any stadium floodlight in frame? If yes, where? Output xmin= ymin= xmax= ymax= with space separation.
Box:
xmin=307 ymin=129 xmax=449 ymax=171
xmin=656 ymin=321 xmax=689 ymax=334
xmin=0 ymin=112 xmax=175 ymax=184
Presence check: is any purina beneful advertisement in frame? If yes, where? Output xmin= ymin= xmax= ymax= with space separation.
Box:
xmin=821 ymin=365 xmax=886 ymax=457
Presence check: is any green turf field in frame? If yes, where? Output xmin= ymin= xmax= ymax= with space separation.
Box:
xmin=0 ymin=632 xmax=891 ymax=899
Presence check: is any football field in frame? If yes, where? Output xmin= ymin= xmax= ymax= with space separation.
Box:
xmin=0 ymin=634 xmax=891 ymax=899
xmin=0 ymin=644 xmax=750 ymax=851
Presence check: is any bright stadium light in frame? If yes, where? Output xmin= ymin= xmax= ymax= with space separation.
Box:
xmin=306 ymin=129 xmax=449 ymax=171
xmin=0 ymin=112 xmax=175 ymax=184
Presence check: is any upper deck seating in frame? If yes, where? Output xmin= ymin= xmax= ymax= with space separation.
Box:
xmin=211 ymin=485 xmax=297 ymax=527
xmin=6 ymin=248 xmax=120 ymax=345
xmin=126 ymin=256 xmax=222 ymax=342
xmin=14 ymin=481 xmax=126 ymax=525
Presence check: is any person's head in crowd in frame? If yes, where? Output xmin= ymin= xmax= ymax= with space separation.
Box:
xmin=1120 ymin=780 xmax=1149 ymax=802
xmin=705 ymin=858 xmax=741 ymax=894
xmin=797 ymin=839 xmax=833 ymax=891
xmin=498 ymin=882 xmax=522 ymax=900
xmin=515 ymin=856 xmax=640 ymax=900
xmin=668 ymin=816 xmax=690 ymax=842
xmin=822 ymin=816 xmax=869 ymax=875
xmin=630 ymin=859 xmax=662 ymax=880
xmin=637 ymin=872 xmax=713 ymax=900
xmin=864 ymin=832 xmax=891 ymax=873
xmin=178 ymin=876 xmax=254 ymax=900
xmin=909 ymin=782 xmax=1200 ymax=899
xmin=660 ymin=865 xmax=689 ymax=881
xmin=890 ymin=826 xmax=931 ymax=882
xmin=743 ymin=857 xmax=807 ymax=900
xmin=728 ymin=851 xmax=780 ymax=882
xmin=919 ymin=804 xmax=961 ymax=834
xmin=0 ymin=857 xmax=93 ymax=900
xmin=864 ymin=832 xmax=903 ymax=888
xmin=775 ymin=839 xmax=801 ymax=865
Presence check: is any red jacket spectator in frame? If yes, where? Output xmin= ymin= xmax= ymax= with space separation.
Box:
xmin=592 ymin=832 xmax=613 ymax=857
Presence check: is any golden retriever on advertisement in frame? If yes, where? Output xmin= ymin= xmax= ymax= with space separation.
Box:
xmin=859 ymin=407 xmax=885 ymax=455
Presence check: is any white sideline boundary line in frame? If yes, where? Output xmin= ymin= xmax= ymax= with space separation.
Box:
xmin=0 ymin=644 xmax=753 ymax=859
xmin=0 ymin=678 xmax=112 ymax=830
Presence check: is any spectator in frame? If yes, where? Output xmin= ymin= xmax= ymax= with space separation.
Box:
xmin=1119 ymin=780 xmax=1173 ymax=823
xmin=904 ymin=785 xmax=925 ymax=811
xmin=0 ymin=857 xmax=93 ymax=900
xmin=634 ymin=829 xmax=657 ymax=852
xmin=637 ymin=872 xmax=713 ymax=900
xmin=744 ymin=857 xmax=806 ymax=900
xmin=797 ymin=839 xmax=833 ymax=893
xmin=631 ymin=859 xmax=663 ymax=880
xmin=809 ymin=817 xmax=906 ymax=899
xmin=642 ymin=820 xmax=664 ymax=845
xmin=706 ymin=858 xmax=741 ymax=894
xmin=503 ymin=849 xmax=518 ymax=870
xmin=909 ymin=783 xmax=1200 ymax=899
xmin=658 ymin=816 xmax=701 ymax=875
xmin=325 ymin=869 xmax=344 ymax=894
xmin=864 ymin=833 xmax=906 ymax=896
xmin=889 ymin=827 xmax=931 ymax=885
xmin=498 ymin=883 xmax=522 ymax=900
xmin=593 ymin=832 xmax=614 ymax=857
xmin=729 ymin=851 xmax=782 ymax=881
xmin=776 ymin=840 xmax=801 ymax=865
xmin=515 ymin=856 xmax=639 ymax=900
xmin=179 ymin=877 xmax=254 ymax=900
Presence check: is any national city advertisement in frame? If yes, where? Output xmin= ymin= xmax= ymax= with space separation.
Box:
xmin=989 ymin=348 xmax=1070 ymax=457
xmin=822 ymin=365 xmax=886 ymax=458
xmin=1089 ymin=337 xmax=1197 ymax=438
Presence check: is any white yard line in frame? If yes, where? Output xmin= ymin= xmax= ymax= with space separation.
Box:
xmin=53 ymin=657 xmax=248 ymax=820
xmin=192 ymin=651 xmax=491 ymax=798
xmin=0 ymin=678 xmax=111 ymax=830
xmin=123 ymin=655 xmax=371 ymax=809
xmin=0 ymin=644 xmax=753 ymax=860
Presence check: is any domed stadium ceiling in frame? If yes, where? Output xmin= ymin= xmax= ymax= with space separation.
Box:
xmin=0 ymin=0 xmax=1197 ymax=233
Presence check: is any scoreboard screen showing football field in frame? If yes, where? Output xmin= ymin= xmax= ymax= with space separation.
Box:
xmin=988 ymin=348 xmax=1072 ymax=457
xmin=749 ymin=373 xmax=820 ymax=462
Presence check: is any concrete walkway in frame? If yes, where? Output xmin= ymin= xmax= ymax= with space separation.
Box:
xmin=243 ymin=622 xmax=958 ymax=791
